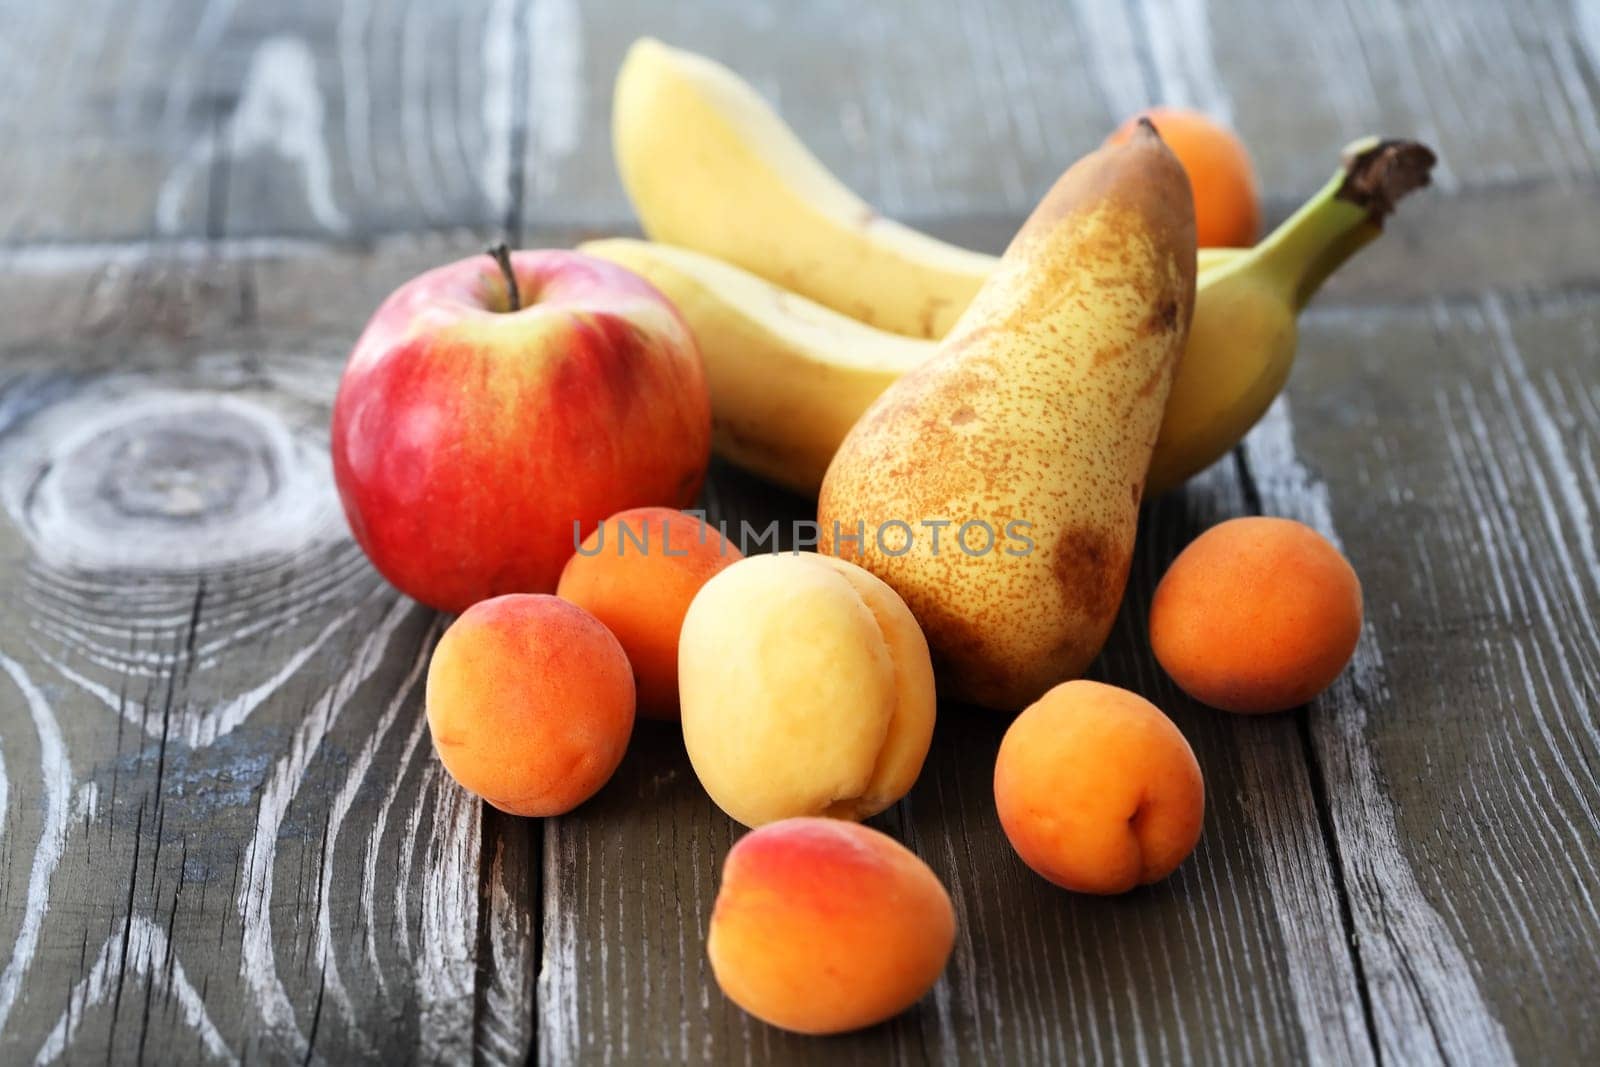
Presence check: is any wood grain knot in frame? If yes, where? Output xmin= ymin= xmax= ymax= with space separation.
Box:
xmin=1 ymin=379 xmax=342 ymax=572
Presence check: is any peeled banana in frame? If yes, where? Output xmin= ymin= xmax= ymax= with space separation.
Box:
xmin=585 ymin=139 xmax=1431 ymax=496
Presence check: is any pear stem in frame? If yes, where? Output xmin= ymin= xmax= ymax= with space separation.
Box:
xmin=1250 ymin=139 xmax=1435 ymax=311
xmin=488 ymin=243 xmax=521 ymax=312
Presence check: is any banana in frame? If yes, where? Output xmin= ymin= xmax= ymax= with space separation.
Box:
xmin=614 ymin=38 xmax=994 ymax=339
xmin=1149 ymin=137 xmax=1434 ymax=490
xmin=587 ymin=140 xmax=1431 ymax=496
xmin=615 ymin=40 xmax=1247 ymax=342
xmin=610 ymin=40 xmax=1433 ymax=495
xmin=579 ymin=238 xmax=929 ymax=495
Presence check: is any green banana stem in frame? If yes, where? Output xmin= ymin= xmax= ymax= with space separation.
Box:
xmin=1245 ymin=138 xmax=1436 ymax=311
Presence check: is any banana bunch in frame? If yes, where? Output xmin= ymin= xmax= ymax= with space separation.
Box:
xmin=602 ymin=38 xmax=1434 ymax=496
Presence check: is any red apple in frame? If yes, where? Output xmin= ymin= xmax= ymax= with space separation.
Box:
xmin=331 ymin=249 xmax=711 ymax=613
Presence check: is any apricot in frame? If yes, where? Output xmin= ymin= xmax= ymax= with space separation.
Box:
xmin=426 ymin=594 xmax=635 ymax=816
xmin=708 ymin=817 xmax=955 ymax=1034
xmin=994 ymin=680 xmax=1204 ymax=894
xmin=678 ymin=553 xmax=935 ymax=827
xmin=1108 ymin=107 xmax=1260 ymax=247
xmin=557 ymin=507 xmax=742 ymax=720
xmin=1149 ymin=516 xmax=1363 ymax=714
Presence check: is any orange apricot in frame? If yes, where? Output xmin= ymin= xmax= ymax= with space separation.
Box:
xmin=707 ymin=818 xmax=955 ymax=1035
xmin=557 ymin=506 xmax=742 ymax=719
xmin=994 ymin=680 xmax=1204 ymax=894
xmin=426 ymin=594 xmax=635 ymax=816
xmin=1149 ymin=516 xmax=1363 ymax=714
xmin=1108 ymin=107 xmax=1260 ymax=247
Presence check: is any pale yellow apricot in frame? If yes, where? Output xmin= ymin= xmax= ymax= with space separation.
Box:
xmin=678 ymin=553 xmax=935 ymax=827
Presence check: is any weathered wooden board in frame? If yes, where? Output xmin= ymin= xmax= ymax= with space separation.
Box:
xmin=538 ymin=457 xmax=1380 ymax=1066
xmin=4 ymin=0 xmax=1599 ymax=245
xmin=0 ymin=0 xmax=513 ymax=243
xmin=1252 ymin=293 xmax=1600 ymax=1063
xmin=1 ymin=0 xmax=1599 ymax=1063
xmin=0 ymin=246 xmax=539 ymax=1064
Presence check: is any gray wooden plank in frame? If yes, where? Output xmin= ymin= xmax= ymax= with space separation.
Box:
xmin=535 ymin=456 xmax=1380 ymax=1065
xmin=533 ymin=235 xmax=1600 ymax=1065
xmin=0 ymin=245 xmax=538 ymax=1065
xmin=6 ymin=0 xmax=1600 ymax=245
xmin=1240 ymin=291 xmax=1600 ymax=1062
xmin=0 ymin=0 xmax=512 ymax=243
xmin=525 ymin=0 xmax=1600 ymax=224
xmin=1 ymin=1 xmax=1597 ymax=1063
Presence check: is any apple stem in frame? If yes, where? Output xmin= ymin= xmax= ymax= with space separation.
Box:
xmin=488 ymin=243 xmax=521 ymax=312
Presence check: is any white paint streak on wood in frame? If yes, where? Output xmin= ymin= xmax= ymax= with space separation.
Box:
xmin=190 ymin=608 xmax=360 ymax=747
xmin=314 ymin=617 xmax=435 ymax=1046
xmin=0 ymin=655 xmax=72 ymax=1038
xmin=72 ymin=781 xmax=97 ymax=824
xmin=40 ymin=598 xmax=362 ymax=746
xmin=426 ymin=5 xmax=468 ymax=220
xmin=399 ymin=0 xmax=449 ymax=220
xmin=1543 ymin=5 xmax=1600 ymax=165
xmin=416 ymin=779 xmax=480 ymax=1061
xmin=525 ymin=0 xmax=584 ymax=201
xmin=479 ymin=0 xmax=516 ymax=218
xmin=235 ymin=595 xmax=417 ymax=1058
xmin=1074 ymin=0 xmax=1231 ymax=123
xmin=111 ymin=0 xmax=176 ymax=126
xmin=1235 ymin=723 xmax=1377 ymax=1064
xmin=360 ymin=705 xmax=433 ymax=1000
xmin=1143 ymin=0 xmax=1233 ymax=123
xmin=1074 ymin=0 xmax=1152 ymax=123
xmin=27 ymin=540 xmax=367 ymax=635
xmin=450 ymin=4 xmax=480 ymax=207
xmin=1431 ymin=308 xmax=1600 ymax=908
xmin=158 ymin=36 xmax=347 ymax=234
xmin=157 ymin=0 xmax=238 ymax=137
xmin=1168 ymin=468 xmax=1377 ymax=1063
xmin=338 ymin=0 xmax=378 ymax=197
xmin=31 ymin=916 xmax=236 ymax=1065
xmin=952 ymin=0 xmax=1044 ymax=211
xmin=477 ymin=833 xmax=531 ymax=1065
xmin=1340 ymin=0 xmax=1459 ymax=191
xmin=1241 ymin=398 xmax=1513 ymax=1064
xmin=1479 ymin=293 xmax=1600 ymax=597
xmin=0 ymin=236 xmax=334 ymax=273
xmin=537 ymin=821 xmax=579 ymax=1065
xmin=393 ymin=764 xmax=438 ymax=977
xmin=1578 ymin=0 xmax=1600 ymax=126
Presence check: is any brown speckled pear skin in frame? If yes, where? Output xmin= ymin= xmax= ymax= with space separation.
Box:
xmin=817 ymin=122 xmax=1196 ymax=711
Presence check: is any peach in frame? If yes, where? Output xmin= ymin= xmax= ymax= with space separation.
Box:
xmin=426 ymin=594 xmax=635 ymax=816
xmin=994 ymin=680 xmax=1204 ymax=894
xmin=557 ymin=507 xmax=742 ymax=720
xmin=1149 ymin=516 xmax=1363 ymax=714
xmin=678 ymin=553 xmax=935 ymax=827
xmin=708 ymin=818 xmax=955 ymax=1034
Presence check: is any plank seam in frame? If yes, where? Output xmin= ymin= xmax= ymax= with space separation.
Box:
xmin=1 ymin=171 xmax=1597 ymax=265
xmin=1232 ymin=447 xmax=1384 ymax=1065
xmin=207 ymin=102 xmax=232 ymax=243
xmin=504 ymin=0 xmax=531 ymax=248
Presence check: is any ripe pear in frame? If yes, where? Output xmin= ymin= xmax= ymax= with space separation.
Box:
xmin=818 ymin=121 xmax=1196 ymax=710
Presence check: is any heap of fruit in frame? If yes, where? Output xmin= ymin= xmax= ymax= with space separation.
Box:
xmin=330 ymin=38 xmax=1432 ymax=1038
